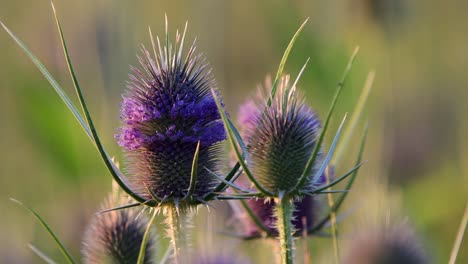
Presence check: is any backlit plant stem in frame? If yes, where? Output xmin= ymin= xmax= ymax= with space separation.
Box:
xmin=275 ymin=197 xmax=295 ymax=264
xmin=165 ymin=207 xmax=191 ymax=264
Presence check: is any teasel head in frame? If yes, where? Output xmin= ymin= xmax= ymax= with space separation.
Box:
xmin=342 ymin=222 xmax=430 ymax=264
xmin=115 ymin=22 xmax=226 ymax=208
xmin=238 ymin=75 xmax=322 ymax=197
xmin=82 ymin=193 xmax=157 ymax=264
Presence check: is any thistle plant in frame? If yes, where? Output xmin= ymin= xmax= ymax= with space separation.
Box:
xmin=233 ymin=83 xmax=331 ymax=239
xmin=1 ymin=3 xmax=375 ymax=263
xmin=211 ymin=19 xmax=368 ymax=263
xmin=82 ymin=191 xmax=157 ymax=264
xmin=114 ymin=20 xmax=229 ymax=262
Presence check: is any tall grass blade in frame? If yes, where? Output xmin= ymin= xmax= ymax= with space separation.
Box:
xmin=332 ymin=71 xmax=374 ymax=165
xmin=449 ymin=203 xmax=468 ymax=264
xmin=51 ymin=3 xmax=149 ymax=204
xmin=295 ymin=47 xmax=360 ymax=190
xmin=266 ymin=18 xmax=309 ymax=107
xmin=10 ymin=199 xmax=76 ymax=264
xmin=0 ymin=21 xmax=91 ymax=138
xmin=137 ymin=209 xmax=158 ymax=264
xmin=29 ymin=244 xmax=58 ymax=264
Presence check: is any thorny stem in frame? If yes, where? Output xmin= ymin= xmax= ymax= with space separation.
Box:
xmin=165 ymin=206 xmax=191 ymax=264
xmin=275 ymin=197 xmax=295 ymax=264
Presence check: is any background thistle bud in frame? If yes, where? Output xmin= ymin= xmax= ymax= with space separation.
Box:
xmin=82 ymin=194 xmax=156 ymax=264
xmin=342 ymin=223 xmax=430 ymax=264
xmin=239 ymin=76 xmax=322 ymax=195
xmin=115 ymin=26 xmax=226 ymax=205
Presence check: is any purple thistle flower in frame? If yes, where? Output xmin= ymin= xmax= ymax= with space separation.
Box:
xmin=115 ymin=25 xmax=226 ymax=204
xmin=82 ymin=194 xmax=156 ymax=264
xmin=233 ymin=76 xmax=331 ymax=237
xmin=238 ymin=75 xmax=322 ymax=195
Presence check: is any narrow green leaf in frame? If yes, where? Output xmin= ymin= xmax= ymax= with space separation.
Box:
xmin=204 ymin=162 xmax=241 ymax=200
xmin=185 ymin=141 xmax=200 ymax=199
xmin=217 ymin=196 xmax=259 ymax=200
xmin=50 ymin=3 xmax=150 ymax=205
xmin=211 ymin=89 xmax=273 ymax=196
xmin=330 ymin=123 xmax=368 ymax=213
xmin=449 ymin=203 xmax=468 ymax=264
xmin=10 ymin=199 xmax=76 ymax=264
xmin=309 ymin=123 xmax=368 ymax=232
xmin=205 ymin=167 xmax=252 ymax=193
xmin=97 ymin=202 xmax=142 ymax=214
xmin=310 ymin=162 xmax=365 ymax=194
xmin=311 ymin=114 xmax=347 ymax=185
xmin=332 ymin=71 xmax=374 ymax=165
xmin=295 ymin=47 xmax=359 ymax=190
xmin=137 ymin=209 xmax=158 ymax=264
xmin=266 ymin=18 xmax=309 ymax=107
xmin=0 ymin=21 xmax=91 ymax=139
xmin=29 ymin=244 xmax=58 ymax=264
xmin=239 ymin=198 xmax=272 ymax=235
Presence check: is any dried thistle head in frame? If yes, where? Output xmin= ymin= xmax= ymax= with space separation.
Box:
xmin=82 ymin=194 xmax=156 ymax=264
xmin=115 ymin=23 xmax=226 ymax=207
xmin=238 ymin=75 xmax=322 ymax=195
xmin=342 ymin=222 xmax=430 ymax=264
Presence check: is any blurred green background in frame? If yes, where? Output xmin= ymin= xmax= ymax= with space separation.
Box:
xmin=1 ymin=0 xmax=467 ymax=263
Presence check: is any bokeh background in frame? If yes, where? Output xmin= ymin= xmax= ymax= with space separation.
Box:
xmin=1 ymin=0 xmax=467 ymax=263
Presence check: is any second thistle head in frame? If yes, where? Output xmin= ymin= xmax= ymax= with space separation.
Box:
xmin=82 ymin=193 xmax=157 ymax=264
xmin=239 ymin=76 xmax=322 ymax=196
xmin=115 ymin=23 xmax=226 ymax=207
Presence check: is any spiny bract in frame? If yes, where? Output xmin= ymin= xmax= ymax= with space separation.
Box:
xmin=239 ymin=75 xmax=322 ymax=195
xmin=82 ymin=194 xmax=156 ymax=264
xmin=116 ymin=24 xmax=226 ymax=206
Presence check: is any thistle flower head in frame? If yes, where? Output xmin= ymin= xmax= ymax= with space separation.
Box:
xmin=115 ymin=23 xmax=226 ymax=206
xmin=238 ymin=75 xmax=322 ymax=195
xmin=82 ymin=194 xmax=156 ymax=264
xmin=342 ymin=223 xmax=429 ymax=264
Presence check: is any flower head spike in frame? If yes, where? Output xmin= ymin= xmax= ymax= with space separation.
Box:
xmin=239 ymin=75 xmax=322 ymax=195
xmin=82 ymin=194 xmax=157 ymax=264
xmin=116 ymin=23 xmax=226 ymax=207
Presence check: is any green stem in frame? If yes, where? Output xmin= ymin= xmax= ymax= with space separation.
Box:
xmin=165 ymin=206 xmax=191 ymax=264
xmin=275 ymin=197 xmax=295 ymax=264
xmin=137 ymin=209 xmax=158 ymax=264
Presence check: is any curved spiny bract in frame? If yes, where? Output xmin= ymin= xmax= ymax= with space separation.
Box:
xmin=116 ymin=26 xmax=226 ymax=208
xmin=82 ymin=195 xmax=156 ymax=264
xmin=239 ymin=76 xmax=322 ymax=196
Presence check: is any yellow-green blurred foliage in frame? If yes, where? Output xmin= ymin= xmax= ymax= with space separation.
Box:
xmin=0 ymin=0 xmax=466 ymax=263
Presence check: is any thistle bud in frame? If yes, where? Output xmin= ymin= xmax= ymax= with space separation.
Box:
xmin=342 ymin=223 xmax=429 ymax=264
xmin=115 ymin=26 xmax=226 ymax=205
xmin=238 ymin=75 xmax=322 ymax=194
xmin=82 ymin=195 xmax=156 ymax=264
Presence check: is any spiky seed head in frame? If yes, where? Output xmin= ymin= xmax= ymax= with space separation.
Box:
xmin=238 ymin=75 xmax=322 ymax=195
xmin=115 ymin=24 xmax=226 ymax=206
xmin=342 ymin=223 xmax=430 ymax=264
xmin=82 ymin=195 xmax=156 ymax=264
